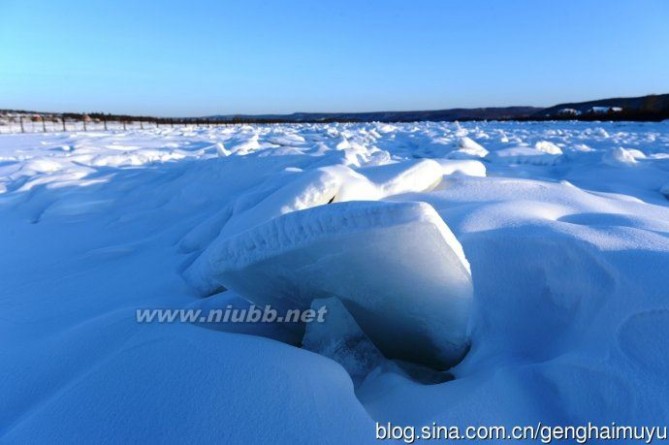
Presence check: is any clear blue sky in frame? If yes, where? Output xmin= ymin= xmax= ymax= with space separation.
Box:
xmin=1 ymin=0 xmax=668 ymax=116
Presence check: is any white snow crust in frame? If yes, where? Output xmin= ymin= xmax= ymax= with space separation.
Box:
xmin=2 ymin=120 xmax=669 ymax=442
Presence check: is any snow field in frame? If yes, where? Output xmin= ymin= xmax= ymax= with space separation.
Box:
xmin=1 ymin=120 xmax=669 ymax=442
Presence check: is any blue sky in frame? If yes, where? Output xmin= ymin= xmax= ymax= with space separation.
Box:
xmin=1 ymin=0 xmax=668 ymax=116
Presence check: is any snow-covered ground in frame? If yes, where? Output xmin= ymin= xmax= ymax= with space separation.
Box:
xmin=1 ymin=121 xmax=669 ymax=443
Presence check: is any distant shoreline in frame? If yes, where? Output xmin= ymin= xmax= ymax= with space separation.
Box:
xmin=2 ymin=93 xmax=668 ymax=124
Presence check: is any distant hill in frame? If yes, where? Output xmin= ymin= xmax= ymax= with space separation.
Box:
xmin=3 ymin=94 xmax=668 ymax=125
xmin=537 ymin=94 xmax=669 ymax=121
xmin=209 ymin=94 xmax=669 ymax=123
xmin=209 ymin=107 xmax=542 ymax=123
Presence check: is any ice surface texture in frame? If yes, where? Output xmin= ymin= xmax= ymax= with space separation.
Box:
xmin=302 ymin=297 xmax=387 ymax=385
xmin=186 ymin=200 xmax=473 ymax=368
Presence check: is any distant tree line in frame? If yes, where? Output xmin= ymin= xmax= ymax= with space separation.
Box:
xmin=526 ymin=109 xmax=669 ymax=123
xmin=2 ymin=107 xmax=668 ymax=128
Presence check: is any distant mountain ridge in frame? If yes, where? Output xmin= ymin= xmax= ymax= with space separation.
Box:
xmin=209 ymin=107 xmax=542 ymax=123
xmin=536 ymin=94 xmax=669 ymax=120
xmin=3 ymin=93 xmax=668 ymax=124
xmin=207 ymin=94 xmax=669 ymax=123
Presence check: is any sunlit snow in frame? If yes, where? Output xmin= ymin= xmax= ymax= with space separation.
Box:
xmin=2 ymin=120 xmax=669 ymax=442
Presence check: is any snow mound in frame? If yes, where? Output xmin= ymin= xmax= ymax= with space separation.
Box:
xmin=603 ymin=147 xmax=638 ymax=165
xmin=625 ymin=148 xmax=647 ymax=159
xmin=185 ymin=200 xmax=473 ymax=368
xmin=534 ymin=140 xmax=563 ymax=155
xmin=435 ymin=159 xmax=487 ymax=177
xmin=185 ymin=160 xmax=447 ymax=264
xmin=448 ymin=137 xmax=489 ymax=159
xmin=488 ymin=146 xmax=563 ymax=165
xmin=357 ymin=159 xmax=444 ymax=196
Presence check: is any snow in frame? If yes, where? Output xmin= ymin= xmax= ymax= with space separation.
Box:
xmin=449 ymin=136 xmax=489 ymax=159
xmin=488 ymin=145 xmax=563 ymax=165
xmin=603 ymin=146 xmax=640 ymax=165
xmin=661 ymin=182 xmax=669 ymax=199
xmin=534 ymin=140 xmax=563 ymax=155
xmin=433 ymin=159 xmax=486 ymax=177
xmin=2 ymin=120 xmax=669 ymax=442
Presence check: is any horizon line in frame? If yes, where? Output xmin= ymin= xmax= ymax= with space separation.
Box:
xmin=1 ymin=91 xmax=666 ymax=119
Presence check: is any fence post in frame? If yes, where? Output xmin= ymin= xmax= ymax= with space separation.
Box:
xmin=20 ymin=116 xmax=25 ymax=133
xmin=140 ymin=121 xmax=144 ymax=130
xmin=103 ymin=118 xmax=108 ymax=131
xmin=123 ymin=121 xmax=127 ymax=131
xmin=83 ymin=117 xmax=87 ymax=131
xmin=42 ymin=116 xmax=47 ymax=133
xmin=62 ymin=118 xmax=67 ymax=132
